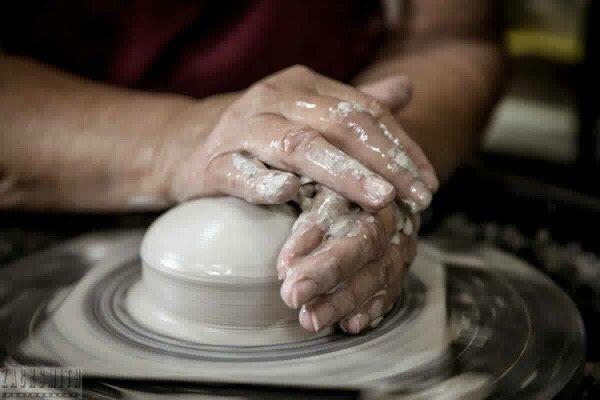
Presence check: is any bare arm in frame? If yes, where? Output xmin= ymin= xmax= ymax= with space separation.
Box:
xmin=0 ymin=55 xmax=437 ymax=213
xmin=355 ymin=0 xmax=504 ymax=181
xmin=0 ymin=54 xmax=234 ymax=210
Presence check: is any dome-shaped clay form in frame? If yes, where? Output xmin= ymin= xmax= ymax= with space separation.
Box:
xmin=141 ymin=196 xmax=297 ymax=281
xmin=126 ymin=197 xmax=328 ymax=345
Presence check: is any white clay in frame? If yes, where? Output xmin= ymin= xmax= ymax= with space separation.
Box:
xmin=127 ymin=197 xmax=329 ymax=345
xmin=230 ymin=153 xmax=292 ymax=200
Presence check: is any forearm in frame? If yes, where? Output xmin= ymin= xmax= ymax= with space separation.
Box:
xmin=0 ymin=54 xmax=233 ymax=211
xmin=355 ymin=0 xmax=504 ymax=181
xmin=356 ymin=39 xmax=504 ymax=181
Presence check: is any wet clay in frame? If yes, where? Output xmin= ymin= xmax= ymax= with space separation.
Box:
xmin=127 ymin=197 xmax=330 ymax=345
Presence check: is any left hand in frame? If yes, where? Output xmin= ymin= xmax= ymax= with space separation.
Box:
xmin=278 ymin=185 xmax=418 ymax=334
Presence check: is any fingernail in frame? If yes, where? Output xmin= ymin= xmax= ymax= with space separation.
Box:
xmin=299 ymin=304 xmax=312 ymax=330
xmin=347 ymin=313 xmax=369 ymax=334
xmin=364 ymin=176 xmax=395 ymax=205
xmin=312 ymin=303 xmax=335 ymax=332
xmin=420 ymin=170 xmax=439 ymax=192
xmin=370 ymin=316 xmax=384 ymax=328
xmin=409 ymin=180 xmax=432 ymax=211
xmin=291 ymin=279 xmax=317 ymax=309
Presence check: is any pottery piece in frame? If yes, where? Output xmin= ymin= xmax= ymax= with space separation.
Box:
xmin=127 ymin=197 xmax=327 ymax=345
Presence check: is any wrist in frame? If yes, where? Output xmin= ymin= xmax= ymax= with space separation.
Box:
xmin=148 ymin=93 xmax=239 ymax=207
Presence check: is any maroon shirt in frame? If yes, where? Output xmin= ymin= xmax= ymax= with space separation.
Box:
xmin=3 ymin=0 xmax=383 ymax=98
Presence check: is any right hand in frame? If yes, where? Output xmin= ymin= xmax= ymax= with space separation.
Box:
xmin=168 ymin=65 xmax=437 ymax=212
xmin=278 ymin=185 xmax=418 ymax=334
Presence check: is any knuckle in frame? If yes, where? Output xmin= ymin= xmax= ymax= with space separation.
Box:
xmin=250 ymin=112 xmax=282 ymax=130
xmin=269 ymin=65 xmax=316 ymax=82
xmin=338 ymin=98 xmax=387 ymax=119
xmin=230 ymin=82 xmax=279 ymax=118
xmin=281 ymin=127 xmax=322 ymax=155
xmin=290 ymin=268 xmax=309 ymax=283
xmin=286 ymin=64 xmax=315 ymax=76
xmin=247 ymin=81 xmax=278 ymax=98
xmin=367 ymin=99 xmax=386 ymax=118
xmin=333 ymin=288 xmax=357 ymax=315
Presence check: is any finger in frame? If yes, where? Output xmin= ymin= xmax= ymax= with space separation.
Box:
xmin=243 ymin=114 xmax=396 ymax=210
xmin=335 ymin=241 xmax=410 ymax=334
xmin=339 ymin=286 xmax=400 ymax=334
xmin=277 ymin=189 xmax=349 ymax=279
xmin=339 ymin=253 xmax=409 ymax=335
xmin=378 ymin=114 xmax=439 ymax=193
xmin=207 ymin=152 xmax=300 ymax=204
xmin=250 ymin=88 xmax=435 ymax=209
xmin=277 ymin=213 xmax=325 ymax=280
xmin=267 ymin=69 xmax=437 ymax=193
xmin=357 ymin=75 xmax=413 ymax=112
xmin=310 ymin=73 xmax=438 ymax=192
xmin=248 ymin=77 xmax=438 ymax=203
xmin=298 ymin=241 xmax=409 ymax=333
xmin=325 ymin=110 xmax=435 ymax=211
xmin=280 ymin=206 xmax=396 ymax=309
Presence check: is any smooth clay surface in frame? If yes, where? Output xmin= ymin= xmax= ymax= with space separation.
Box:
xmin=127 ymin=197 xmax=330 ymax=345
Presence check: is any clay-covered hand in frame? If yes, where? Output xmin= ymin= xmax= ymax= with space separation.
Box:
xmin=278 ymin=186 xmax=417 ymax=334
xmin=170 ymin=65 xmax=437 ymax=212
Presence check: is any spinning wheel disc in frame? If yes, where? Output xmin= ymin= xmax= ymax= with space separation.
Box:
xmin=0 ymin=231 xmax=585 ymax=399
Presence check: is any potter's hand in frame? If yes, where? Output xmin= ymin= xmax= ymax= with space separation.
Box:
xmin=278 ymin=186 xmax=417 ymax=333
xmin=171 ymin=65 xmax=437 ymax=212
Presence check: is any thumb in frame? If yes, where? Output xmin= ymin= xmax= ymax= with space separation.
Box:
xmin=357 ymin=74 xmax=413 ymax=112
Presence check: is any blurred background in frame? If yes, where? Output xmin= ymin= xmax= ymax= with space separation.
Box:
xmin=0 ymin=0 xmax=599 ymax=398
xmin=429 ymin=1 xmax=600 ymax=397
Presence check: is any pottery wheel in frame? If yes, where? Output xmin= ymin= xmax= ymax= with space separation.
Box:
xmin=0 ymin=198 xmax=585 ymax=399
